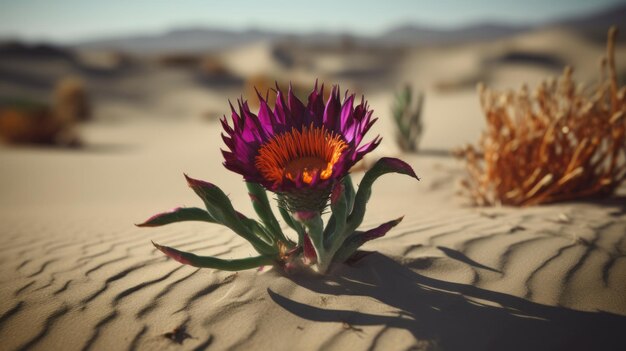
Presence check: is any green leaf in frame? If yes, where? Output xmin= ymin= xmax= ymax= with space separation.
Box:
xmin=296 ymin=212 xmax=325 ymax=259
xmin=136 ymin=207 xmax=215 ymax=227
xmin=342 ymin=176 xmax=356 ymax=213
xmin=347 ymin=158 xmax=418 ymax=233
xmin=246 ymin=182 xmax=289 ymax=244
xmin=333 ymin=216 xmax=403 ymax=265
xmin=185 ymin=174 xmax=275 ymax=255
xmin=239 ymin=216 xmax=273 ymax=245
xmin=324 ymin=181 xmax=349 ymax=246
xmin=153 ymin=241 xmax=275 ymax=271
xmin=322 ymin=176 xmax=355 ymax=240
xmin=279 ymin=206 xmax=305 ymax=245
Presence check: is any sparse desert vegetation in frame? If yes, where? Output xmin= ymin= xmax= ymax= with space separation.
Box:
xmin=458 ymin=27 xmax=625 ymax=206
xmin=0 ymin=76 xmax=90 ymax=147
xmin=391 ymin=85 xmax=424 ymax=152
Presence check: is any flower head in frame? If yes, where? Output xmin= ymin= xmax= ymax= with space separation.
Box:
xmin=221 ymin=83 xmax=380 ymax=211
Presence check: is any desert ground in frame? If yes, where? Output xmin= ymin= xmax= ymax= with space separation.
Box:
xmin=1 ymin=23 xmax=625 ymax=351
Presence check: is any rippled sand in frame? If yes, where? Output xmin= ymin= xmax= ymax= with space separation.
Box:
xmin=0 ymin=118 xmax=624 ymax=351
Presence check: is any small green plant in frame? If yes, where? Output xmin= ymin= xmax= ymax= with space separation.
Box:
xmin=391 ymin=85 xmax=424 ymax=153
xmin=138 ymin=83 xmax=419 ymax=274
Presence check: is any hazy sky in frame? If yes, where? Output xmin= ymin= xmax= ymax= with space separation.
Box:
xmin=0 ymin=0 xmax=624 ymax=42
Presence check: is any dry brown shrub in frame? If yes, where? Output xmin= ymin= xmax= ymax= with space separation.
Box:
xmin=53 ymin=76 xmax=91 ymax=122
xmin=458 ymin=27 xmax=626 ymax=206
xmin=200 ymin=56 xmax=231 ymax=76
xmin=0 ymin=76 xmax=87 ymax=147
xmin=0 ymin=101 xmax=80 ymax=147
xmin=157 ymin=53 xmax=202 ymax=68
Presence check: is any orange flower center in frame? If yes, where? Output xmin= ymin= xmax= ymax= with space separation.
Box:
xmin=255 ymin=125 xmax=347 ymax=184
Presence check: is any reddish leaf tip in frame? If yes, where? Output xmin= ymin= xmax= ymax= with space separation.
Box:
xmin=152 ymin=240 xmax=163 ymax=251
xmin=136 ymin=207 xmax=184 ymax=227
xmin=183 ymin=173 xmax=192 ymax=187
xmin=248 ymin=192 xmax=260 ymax=202
xmin=379 ymin=157 xmax=420 ymax=180
xmin=361 ymin=216 xmax=405 ymax=242
xmin=152 ymin=241 xmax=194 ymax=266
xmin=394 ymin=216 xmax=405 ymax=225
xmin=184 ymin=174 xmax=215 ymax=189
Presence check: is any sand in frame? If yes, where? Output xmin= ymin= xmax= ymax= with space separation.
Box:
xmin=1 ymin=27 xmax=626 ymax=351
xmin=1 ymin=118 xmax=625 ymax=350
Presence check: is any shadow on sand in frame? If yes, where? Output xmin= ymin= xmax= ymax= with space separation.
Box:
xmin=587 ymin=195 xmax=626 ymax=218
xmin=269 ymin=253 xmax=625 ymax=351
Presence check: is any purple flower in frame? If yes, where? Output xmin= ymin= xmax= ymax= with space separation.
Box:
xmin=140 ymin=81 xmax=418 ymax=274
xmin=221 ymin=83 xmax=380 ymax=199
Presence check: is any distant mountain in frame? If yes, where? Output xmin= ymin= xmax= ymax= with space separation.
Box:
xmin=378 ymin=23 xmax=529 ymax=46
xmin=71 ymin=3 xmax=625 ymax=53
xmin=379 ymin=3 xmax=625 ymax=46
xmin=77 ymin=27 xmax=280 ymax=53
xmin=554 ymin=3 xmax=626 ymax=42
xmin=0 ymin=41 xmax=75 ymax=60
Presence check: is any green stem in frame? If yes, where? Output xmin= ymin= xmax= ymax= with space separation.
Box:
xmin=297 ymin=213 xmax=334 ymax=273
xmin=279 ymin=206 xmax=305 ymax=246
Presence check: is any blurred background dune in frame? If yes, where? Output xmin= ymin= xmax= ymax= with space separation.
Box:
xmin=1 ymin=0 xmax=625 ymax=151
xmin=1 ymin=0 xmax=624 ymax=217
xmin=1 ymin=0 xmax=625 ymax=211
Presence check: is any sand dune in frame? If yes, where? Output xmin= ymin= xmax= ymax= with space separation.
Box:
xmin=0 ymin=119 xmax=625 ymax=350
